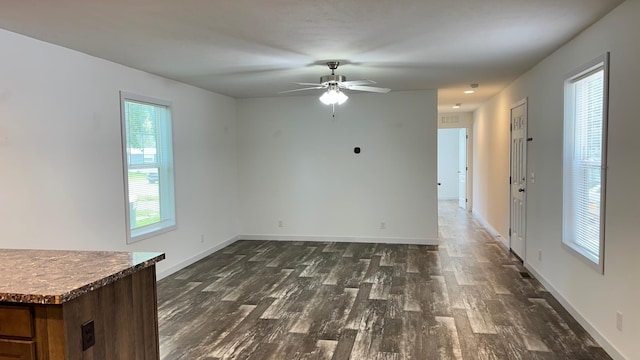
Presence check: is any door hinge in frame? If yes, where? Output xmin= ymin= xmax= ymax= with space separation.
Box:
xmin=465 ymin=198 xmax=468 ymax=203
xmin=466 ymin=135 xmax=469 ymax=139
xmin=466 ymin=166 xmax=468 ymax=171
xmin=509 ymin=176 xmax=512 ymax=184
xmin=509 ymin=228 xmax=512 ymax=237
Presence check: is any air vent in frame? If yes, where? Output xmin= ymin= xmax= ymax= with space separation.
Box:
xmin=441 ymin=116 xmax=459 ymax=124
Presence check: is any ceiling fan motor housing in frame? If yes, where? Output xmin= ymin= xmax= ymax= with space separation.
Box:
xmin=320 ymin=74 xmax=346 ymax=84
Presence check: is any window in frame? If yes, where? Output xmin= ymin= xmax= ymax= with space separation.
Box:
xmin=120 ymin=92 xmax=176 ymax=243
xmin=562 ymin=53 xmax=609 ymax=273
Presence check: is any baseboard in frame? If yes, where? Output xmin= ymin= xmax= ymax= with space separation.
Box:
xmin=525 ymin=265 xmax=626 ymax=360
xmin=239 ymin=234 xmax=439 ymax=246
xmin=156 ymin=234 xmax=240 ymax=280
xmin=156 ymin=233 xmax=437 ymax=280
xmin=471 ymin=209 xmax=508 ymax=248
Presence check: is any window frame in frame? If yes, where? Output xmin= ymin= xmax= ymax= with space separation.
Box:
xmin=120 ymin=91 xmax=177 ymax=243
xmin=562 ymin=53 xmax=609 ymax=274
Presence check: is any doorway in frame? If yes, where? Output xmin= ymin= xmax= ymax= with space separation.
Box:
xmin=437 ymin=128 xmax=468 ymax=210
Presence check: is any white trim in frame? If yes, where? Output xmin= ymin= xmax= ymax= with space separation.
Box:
xmin=510 ymin=97 xmax=528 ymax=111
xmin=239 ymin=234 xmax=438 ymax=246
xmin=120 ymin=91 xmax=177 ymax=244
xmin=472 ymin=209 xmax=508 ymax=248
xmin=157 ymin=233 xmax=437 ymax=280
xmin=466 ymin=127 xmax=473 ymax=212
xmin=436 ymin=114 xmax=474 ymax=212
xmin=561 ymin=53 xmax=609 ymax=274
xmin=156 ymin=235 xmax=240 ymax=280
xmin=525 ymin=264 xmax=625 ymax=360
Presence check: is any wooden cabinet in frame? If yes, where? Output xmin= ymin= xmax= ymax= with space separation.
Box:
xmin=0 ymin=339 xmax=36 ymax=360
xmin=0 ymin=266 xmax=159 ymax=360
xmin=0 ymin=306 xmax=36 ymax=360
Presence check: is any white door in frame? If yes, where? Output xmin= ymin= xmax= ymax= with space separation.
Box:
xmin=458 ymin=129 xmax=467 ymax=209
xmin=510 ymin=99 xmax=527 ymax=259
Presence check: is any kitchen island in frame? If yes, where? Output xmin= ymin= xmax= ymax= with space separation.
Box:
xmin=0 ymin=249 xmax=164 ymax=360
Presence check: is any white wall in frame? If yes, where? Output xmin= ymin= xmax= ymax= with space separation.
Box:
xmin=437 ymin=129 xmax=460 ymax=200
xmin=0 ymin=29 xmax=240 ymax=277
xmin=473 ymin=1 xmax=639 ymax=358
xmin=473 ymin=101 xmax=511 ymax=237
xmin=236 ymin=90 xmax=438 ymax=244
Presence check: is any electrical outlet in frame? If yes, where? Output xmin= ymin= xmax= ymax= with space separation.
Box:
xmin=200 ymin=234 xmax=205 ymax=243
xmin=278 ymin=220 xmax=283 ymax=228
xmin=81 ymin=320 xmax=95 ymax=351
xmin=380 ymin=222 xmax=386 ymax=230
xmin=616 ymin=311 xmax=623 ymax=331
xmin=538 ymin=249 xmax=542 ymax=262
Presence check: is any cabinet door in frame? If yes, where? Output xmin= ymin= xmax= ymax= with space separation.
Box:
xmin=0 ymin=306 xmax=33 ymax=338
xmin=0 ymin=339 xmax=36 ymax=360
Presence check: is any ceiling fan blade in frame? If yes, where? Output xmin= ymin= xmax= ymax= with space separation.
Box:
xmin=278 ymin=86 xmax=325 ymax=94
xmin=341 ymin=80 xmax=376 ymax=87
xmin=295 ymin=82 xmax=324 ymax=86
xmin=346 ymin=85 xmax=391 ymax=93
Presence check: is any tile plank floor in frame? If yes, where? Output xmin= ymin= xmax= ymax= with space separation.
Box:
xmin=157 ymin=201 xmax=611 ymax=359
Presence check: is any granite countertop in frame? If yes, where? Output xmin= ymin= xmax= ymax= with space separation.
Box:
xmin=0 ymin=249 xmax=165 ymax=305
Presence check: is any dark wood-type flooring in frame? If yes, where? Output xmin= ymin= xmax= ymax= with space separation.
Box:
xmin=157 ymin=201 xmax=611 ymax=359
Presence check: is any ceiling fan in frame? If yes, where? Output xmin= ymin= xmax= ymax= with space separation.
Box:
xmin=280 ymin=61 xmax=390 ymax=106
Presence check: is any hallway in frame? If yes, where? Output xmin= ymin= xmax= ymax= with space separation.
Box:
xmin=156 ymin=202 xmax=610 ymax=359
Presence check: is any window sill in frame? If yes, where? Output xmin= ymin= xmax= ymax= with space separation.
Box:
xmin=129 ymin=220 xmax=176 ymax=244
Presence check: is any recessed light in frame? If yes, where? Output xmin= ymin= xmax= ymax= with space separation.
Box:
xmin=453 ymin=103 xmax=461 ymax=109
xmin=464 ymin=90 xmax=474 ymax=94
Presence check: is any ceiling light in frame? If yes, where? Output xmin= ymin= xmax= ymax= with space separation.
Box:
xmin=319 ymin=86 xmax=348 ymax=105
xmin=464 ymin=83 xmax=479 ymax=94
xmin=453 ymin=103 xmax=461 ymax=109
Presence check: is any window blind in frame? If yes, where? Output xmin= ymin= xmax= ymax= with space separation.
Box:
xmin=570 ymin=70 xmax=603 ymax=259
xmin=563 ymin=54 xmax=608 ymax=272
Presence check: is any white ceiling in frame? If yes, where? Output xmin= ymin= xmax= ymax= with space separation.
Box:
xmin=0 ymin=0 xmax=623 ymax=112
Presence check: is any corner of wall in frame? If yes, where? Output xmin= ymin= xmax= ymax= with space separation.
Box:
xmin=156 ymin=235 xmax=240 ymax=280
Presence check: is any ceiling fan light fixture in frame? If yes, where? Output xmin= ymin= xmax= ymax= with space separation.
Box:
xmin=283 ymin=61 xmax=389 ymax=103
xmin=319 ymin=90 xmax=335 ymax=105
xmin=336 ymin=91 xmax=348 ymax=105
xmin=319 ymin=87 xmax=348 ymax=105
